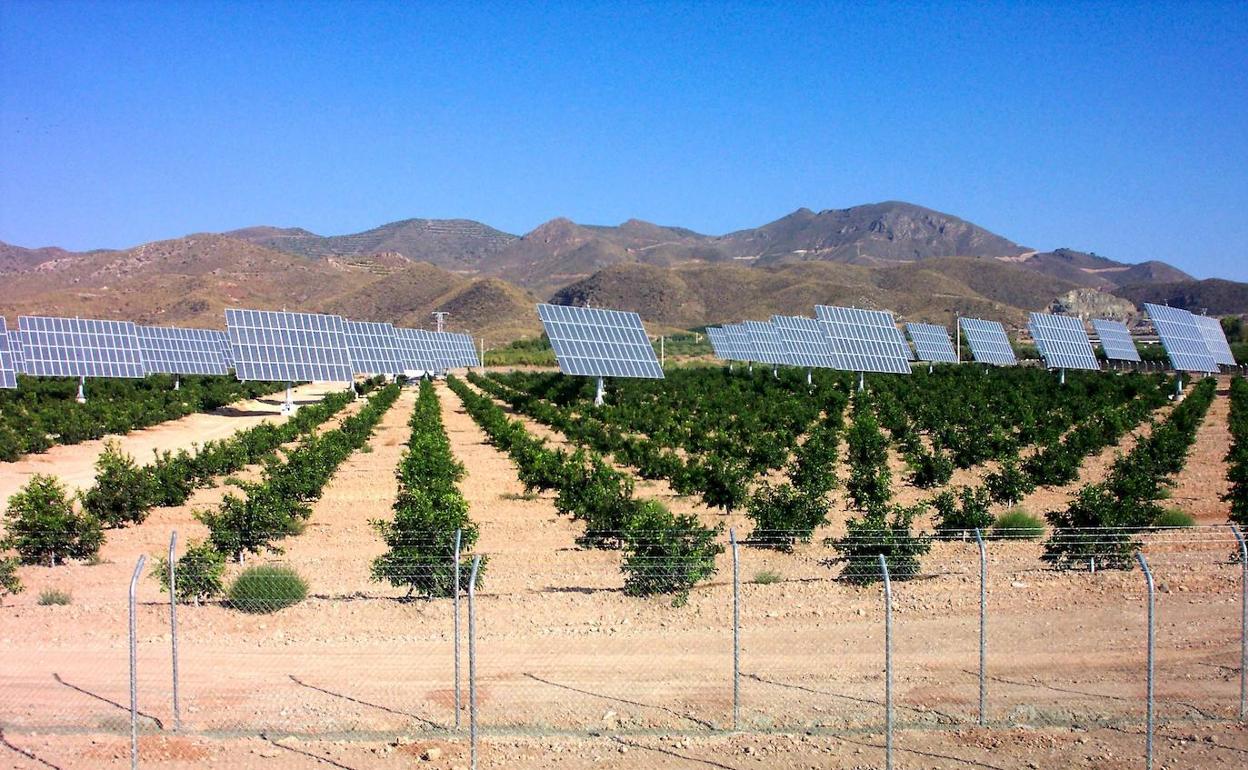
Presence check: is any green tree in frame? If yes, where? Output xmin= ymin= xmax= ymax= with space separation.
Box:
xmin=153 ymin=540 xmax=226 ymax=605
xmin=82 ymin=440 xmax=156 ymax=528
xmin=0 ymin=555 xmax=22 ymax=604
xmin=2 ymin=475 xmax=103 ymax=566
xmin=621 ymin=500 xmax=723 ymax=606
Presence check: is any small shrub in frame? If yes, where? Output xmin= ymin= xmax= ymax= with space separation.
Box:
xmin=227 ymin=564 xmax=308 ymax=613
xmin=752 ymin=569 xmax=783 ymax=585
xmin=2 ymin=475 xmax=103 ymax=566
xmin=1152 ymin=508 xmax=1195 ymax=528
xmin=984 ymin=456 xmax=1036 ymax=506
xmin=621 ymin=500 xmax=723 ymax=606
xmin=37 ymin=587 xmax=72 ymax=606
xmin=0 ymin=556 xmax=22 ymax=604
xmin=82 ymin=441 xmax=156 ymax=528
xmin=829 ymin=503 xmax=932 ymax=585
xmin=991 ymin=509 xmax=1045 ymax=540
xmin=932 ymin=486 xmax=994 ymax=538
xmin=745 ymin=483 xmax=828 ymax=550
xmin=153 ymin=540 xmax=226 ymax=605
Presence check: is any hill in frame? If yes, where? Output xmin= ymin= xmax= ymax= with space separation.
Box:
xmin=1112 ymin=278 xmax=1248 ymax=315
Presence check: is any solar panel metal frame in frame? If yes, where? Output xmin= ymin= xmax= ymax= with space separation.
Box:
xmin=1091 ymin=319 xmax=1141 ymax=363
xmin=1143 ymin=303 xmax=1218 ymax=373
xmin=742 ymin=320 xmax=790 ymax=366
xmin=905 ymin=322 xmax=958 ymax=363
xmin=1028 ymin=313 xmax=1100 ymax=371
xmin=1193 ymin=314 xmax=1236 ymax=367
xmin=214 ymin=330 xmax=234 ymax=369
xmin=18 ymin=316 xmax=147 ymax=378
xmin=536 ymin=304 xmax=664 ymax=379
xmin=0 ymin=318 xmax=16 ymax=388
xmin=225 ymin=308 xmax=354 ymax=383
xmin=344 ymin=320 xmax=404 ymax=376
xmin=771 ymin=315 xmax=841 ymax=368
xmin=136 ymin=325 xmax=229 ymax=376
xmin=814 ymin=305 xmax=912 ymax=374
xmin=394 ymin=327 xmax=440 ymax=374
xmin=959 ymin=317 xmax=1017 ymax=366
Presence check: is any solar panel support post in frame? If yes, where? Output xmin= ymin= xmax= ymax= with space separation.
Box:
xmin=1137 ymin=552 xmax=1155 ymax=770
xmin=1060 ymin=368 xmax=1066 ymax=386
xmin=594 ymin=376 xmax=605 ymax=406
xmin=281 ymin=383 xmax=295 ymax=415
xmin=806 ymin=368 xmax=812 ymax=387
xmin=76 ymin=375 xmax=86 ymax=404
xmin=857 ymin=371 xmax=865 ymax=392
xmin=173 ymin=376 xmax=180 ymax=391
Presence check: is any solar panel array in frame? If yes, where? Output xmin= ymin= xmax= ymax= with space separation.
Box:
xmin=1193 ymin=314 xmax=1236 ymax=367
xmin=19 ymin=316 xmax=147 ymax=378
xmin=449 ymin=332 xmax=481 ymax=368
xmin=0 ymin=318 xmax=16 ymax=389
xmin=959 ymin=318 xmax=1017 ymax=366
xmin=1028 ymin=313 xmax=1099 ymax=371
xmin=906 ymin=322 xmax=958 ymax=363
xmin=136 ymin=325 xmax=229 ymax=376
xmin=1143 ymin=303 xmax=1218 ymax=373
xmin=1091 ymin=319 xmax=1141 ymax=362
xmin=225 ymin=309 xmax=354 ymax=383
xmin=424 ymin=330 xmax=460 ymax=372
xmin=706 ymin=327 xmax=732 ymax=361
xmin=742 ymin=320 xmax=790 ymax=366
xmin=815 ymin=305 xmax=911 ymax=374
xmin=772 ymin=315 xmax=841 ymax=369
xmin=7 ymin=330 xmax=23 ymax=374
xmin=344 ymin=320 xmax=404 ymax=376
xmin=537 ymin=303 xmax=664 ymax=379
xmin=394 ymin=327 xmax=440 ymax=373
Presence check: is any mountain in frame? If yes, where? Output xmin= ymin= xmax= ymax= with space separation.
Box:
xmin=0 ymin=240 xmax=83 ymax=274
xmin=1004 ymin=248 xmax=1192 ymax=290
xmin=1112 ymin=278 xmax=1248 ymax=316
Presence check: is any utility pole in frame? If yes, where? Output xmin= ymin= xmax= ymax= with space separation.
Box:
xmin=432 ymin=312 xmax=449 ymax=333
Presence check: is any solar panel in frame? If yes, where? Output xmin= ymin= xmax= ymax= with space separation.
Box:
xmin=1091 ymin=319 xmax=1141 ymax=363
xmin=1143 ymin=304 xmax=1218 ymax=373
xmin=959 ymin=318 xmax=1017 ymax=366
xmin=906 ymin=322 xmax=958 ymax=363
xmin=424 ymin=330 xmax=460 ymax=372
xmin=1193 ymin=314 xmax=1236 ymax=367
xmin=536 ymin=304 xmax=664 ymax=379
xmin=706 ymin=327 xmax=732 ymax=361
xmin=394 ymin=327 xmax=440 ymax=374
xmin=344 ymin=320 xmax=404 ymax=376
xmin=225 ymin=308 xmax=354 ymax=383
xmin=136 ymin=325 xmax=229 ymax=376
xmin=0 ymin=318 xmax=16 ymax=388
xmin=19 ymin=316 xmax=146 ymax=378
xmin=815 ymin=305 xmax=912 ymax=374
xmin=448 ymin=332 xmax=480 ymax=367
xmin=1028 ymin=313 xmax=1099 ymax=371
xmin=721 ymin=323 xmax=759 ymax=362
xmin=772 ymin=315 xmax=841 ymax=368
xmin=215 ymin=330 xmax=234 ymax=369
xmin=742 ymin=320 xmax=790 ymax=366
xmin=7 ymin=330 xmax=23 ymax=374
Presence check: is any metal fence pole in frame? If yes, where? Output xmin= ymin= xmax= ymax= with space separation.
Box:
xmin=468 ymin=555 xmax=482 ymax=770
xmin=1231 ymin=524 xmax=1247 ymax=721
xmin=129 ymin=554 xmax=146 ymax=770
xmin=878 ymin=554 xmax=893 ymax=770
xmin=1136 ymin=553 xmax=1155 ymax=770
xmin=974 ymin=528 xmax=987 ymax=726
xmin=454 ymin=529 xmax=462 ymax=731
xmin=730 ymin=528 xmax=740 ymax=731
xmin=168 ymin=532 xmax=180 ymax=731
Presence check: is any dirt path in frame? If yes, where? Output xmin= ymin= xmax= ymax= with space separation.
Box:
xmin=1170 ymin=379 xmax=1234 ymax=523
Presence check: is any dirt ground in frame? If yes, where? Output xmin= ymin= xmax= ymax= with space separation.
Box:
xmin=1 ymin=376 xmax=1244 ymax=769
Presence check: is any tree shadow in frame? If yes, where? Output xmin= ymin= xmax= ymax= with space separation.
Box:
xmin=0 ymin=728 xmax=64 ymax=770
xmin=522 ymin=672 xmax=717 ymax=730
xmin=287 ymin=675 xmax=442 ymax=730
xmin=52 ymin=673 xmax=165 ymax=730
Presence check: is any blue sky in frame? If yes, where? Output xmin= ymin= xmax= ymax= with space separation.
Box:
xmin=2 ymin=1 xmax=1245 ymax=280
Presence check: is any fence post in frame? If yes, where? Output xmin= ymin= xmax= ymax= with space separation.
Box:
xmin=168 ymin=531 xmax=180 ymax=731
xmin=974 ymin=528 xmax=986 ymax=726
xmin=468 ymin=555 xmax=482 ymax=770
xmin=878 ymin=553 xmax=893 ymax=770
xmin=1231 ymin=524 xmax=1247 ymax=721
xmin=454 ymin=529 xmax=462 ymax=731
xmin=730 ymin=528 xmax=740 ymax=731
xmin=1136 ymin=552 xmax=1155 ymax=770
xmin=129 ymin=554 xmax=146 ymax=770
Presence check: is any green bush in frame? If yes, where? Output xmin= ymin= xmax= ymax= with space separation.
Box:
xmin=227 ymin=564 xmax=308 ymax=613
xmin=984 ymin=456 xmax=1036 ymax=506
xmin=991 ymin=509 xmax=1045 ymax=540
xmin=752 ymin=569 xmax=783 ymax=585
xmin=620 ymin=500 xmax=723 ymax=606
xmin=0 ymin=556 xmax=22 ymax=604
xmin=2 ymin=475 xmax=103 ymax=565
xmin=932 ymin=486 xmax=994 ymax=538
xmin=829 ymin=503 xmax=932 ymax=585
xmin=1152 ymin=508 xmax=1195 ymax=528
xmin=1227 ymin=378 xmax=1248 ymax=526
xmin=37 ymin=587 xmax=72 ymax=606
xmin=153 ymin=540 xmax=226 ymax=605
xmin=845 ymin=398 xmax=893 ymax=511
xmin=745 ymin=482 xmax=828 ymax=550
xmin=82 ymin=440 xmax=156 ymax=528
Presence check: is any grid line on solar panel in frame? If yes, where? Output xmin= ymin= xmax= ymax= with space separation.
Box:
xmin=706 ymin=327 xmax=732 ymax=361
xmin=393 ymin=327 xmax=439 ymax=373
xmin=814 ymin=305 xmax=911 ymax=374
xmin=959 ymin=318 xmax=1017 ymax=366
xmin=1091 ymin=319 xmax=1141 ymax=363
xmin=720 ymin=323 xmax=758 ymax=362
xmin=1028 ymin=313 xmax=1099 ymax=371
xmin=136 ymin=325 xmax=229 ymax=376
xmin=1143 ymin=304 xmax=1218 ymax=373
xmin=6 ymin=330 xmax=23 ymax=377
xmin=742 ymin=320 xmax=790 ymax=366
xmin=905 ymin=322 xmax=958 ymax=363
xmin=447 ymin=332 xmax=480 ymax=367
xmin=772 ymin=315 xmax=841 ymax=369
xmin=536 ymin=304 xmax=664 ymax=379
xmin=225 ymin=309 xmax=354 ymax=383
xmin=0 ymin=318 xmax=15 ymax=388
xmin=18 ymin=316 xmax=147 ymax=379
xmin=343 ymin=320 xmax=404 ymax=376
xmin=1193 ymin=314 xmax=1236 ymax=367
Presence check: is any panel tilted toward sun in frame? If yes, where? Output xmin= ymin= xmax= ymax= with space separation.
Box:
xmin=814 ymin=305 xmax=911 ymax=374
xmin=722 ymin=323 xmax=760 ymax=362
xmin=742 ymin=320 xmax=791 ymax=366
xmin=536 ymin=303 xmax=664 ymax=379
xmin=1091 ymin=319 xmax=1141 ymax=363
xmin=0 ymin=318 xmax=17 ymax=388
xmin=225 ymin=308 xmax=354 ymax=383
xmin=7 ymin=330 xmax=24 ymax=376
xmin=448 ymin=332 xmax=481 ymax=367
xmin=1028 ymin=313 xmax=1099 ymax=371
xmin=18 ymin=316 xmax=147 ymax=379
xmin=136 ymin=325 xmax=229 ymax=376
xmin=772 ymin=315 xmax=841 ymax=369
xmin=1192 ymin=314 xmax=1236 ymax=367
xmin=905 ymin=322 xmax=958 ymax=363
xmin=959 ymin=318 xmax=1017 ymax=366
xmin=343 ymin=319 xmax=404 ymax=376
xmin=394 ymin=327 xmax=440 ymax=374
xmin=1143 ymin=303 xmax=1218 ymax=373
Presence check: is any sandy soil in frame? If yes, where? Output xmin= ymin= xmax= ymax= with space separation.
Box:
xmin=0 ymin=376 xmax=1244 ymax=770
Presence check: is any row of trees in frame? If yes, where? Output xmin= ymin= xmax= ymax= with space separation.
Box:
xmin=1227 ymin=378 xmax=1247 ymax=527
